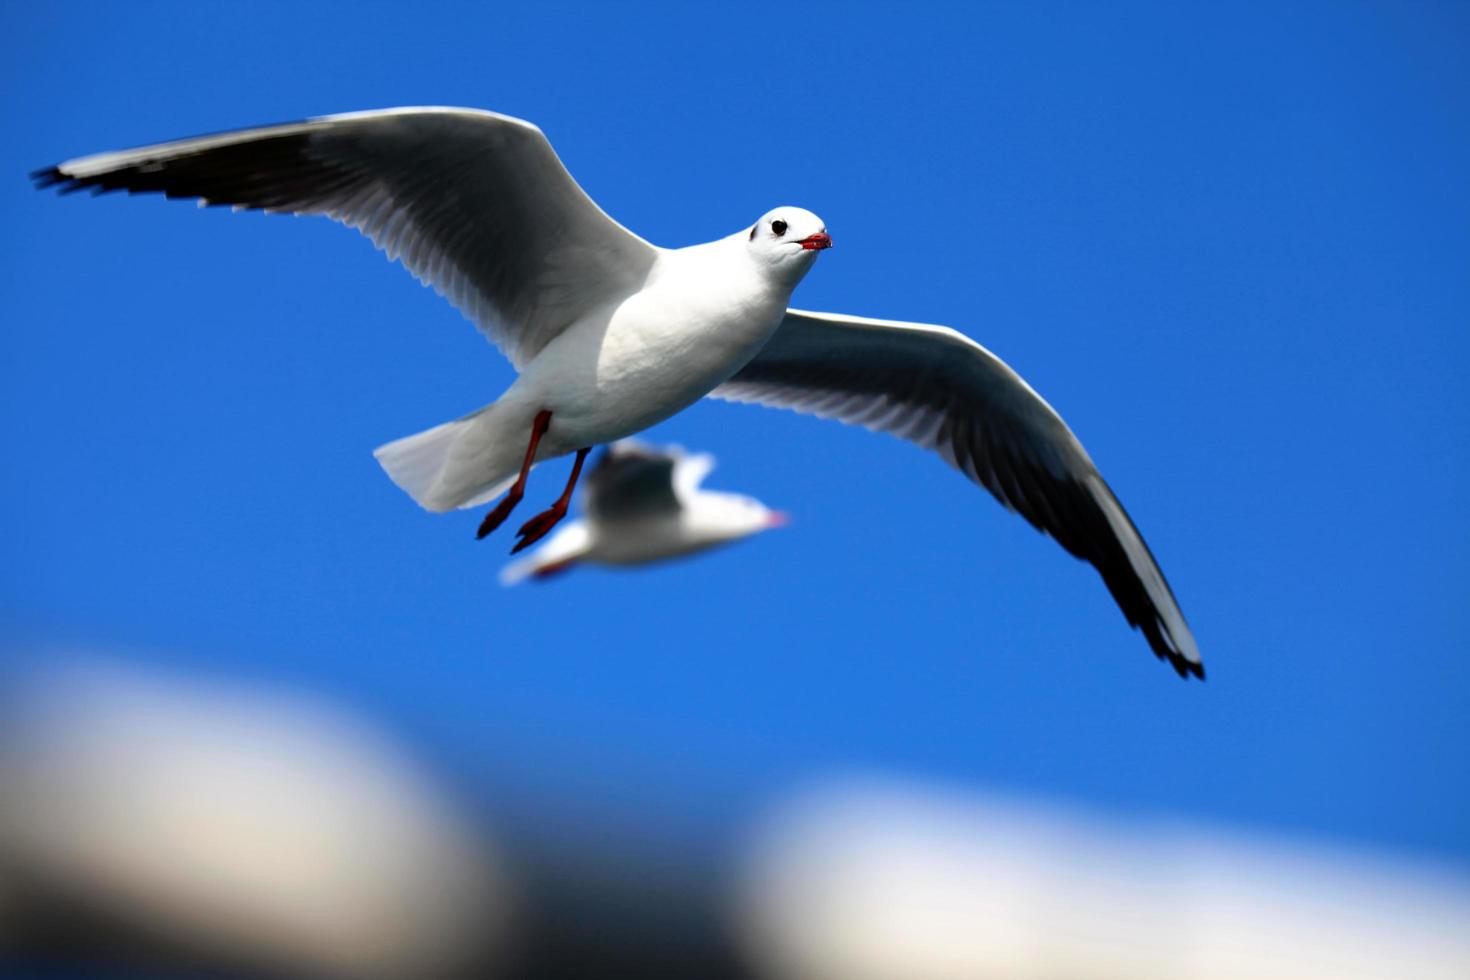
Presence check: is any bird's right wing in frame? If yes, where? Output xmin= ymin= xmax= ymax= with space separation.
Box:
xmin=712 ymin=309 xmax=1201 ymax=678
xmin=581 ymin=442 xmax=684 ymax=524
xmin=33 ymin=107 xmax=658 ymax=369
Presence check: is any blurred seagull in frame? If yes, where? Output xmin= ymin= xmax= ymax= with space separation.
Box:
xmin=499 ymin=441 xmax=786 ymax=585
xmin=34 ymin=106 xmax=1203 ymax=677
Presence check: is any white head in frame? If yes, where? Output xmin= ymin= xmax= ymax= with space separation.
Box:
xmin=687 ymin=492 xmax=790 ymax=546
xmin=744 ymin=206 xmax=832 ymax=282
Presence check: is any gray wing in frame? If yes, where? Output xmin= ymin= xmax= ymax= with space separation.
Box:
xmin=713 ymin=309 xmax=1202 ymax=678
xmin=582 ymin=442 xmax=683 ymax=524
xmin=32 ymin=106 xmax=658 ymax=369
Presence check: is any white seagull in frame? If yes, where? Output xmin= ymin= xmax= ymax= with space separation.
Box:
xmin=34 ymin=106 xmax=1203 ymax=678
xmin=499 ymin=440 xmax=786 ymax=586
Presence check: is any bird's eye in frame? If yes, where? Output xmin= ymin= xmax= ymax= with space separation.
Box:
xmin=771 ymin=219 xmax=788 ymax=237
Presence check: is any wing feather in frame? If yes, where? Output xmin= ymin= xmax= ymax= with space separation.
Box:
xmin=33 ymin=107 xmax=658 ymax=369
xmin=582 ymin=442 xmax=683 ymax=524
xmin=713 ymin=309 xmax=1202 ymax=678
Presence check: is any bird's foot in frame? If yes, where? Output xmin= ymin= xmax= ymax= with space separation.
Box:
xmin=531 ymin=557 xmax=579 ymax=580
xmin=476 ymin=490 xmax=523 ymax=539
xmin=510 ymin=503 xmax=569 ymax=554
xmin=477 ymin=409 xmax=554 ymax=539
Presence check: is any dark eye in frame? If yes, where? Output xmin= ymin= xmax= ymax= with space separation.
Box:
xmin=771 ymin=219 xmax=788 ymax=237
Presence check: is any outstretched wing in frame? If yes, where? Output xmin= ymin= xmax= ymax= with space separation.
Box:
xmin=713 ymin=309 xmax=1202 ymax=678
xmin=582 ymin=442 xmax=683 ymax=524
xmin=33 ymin=107 xmax=658 ymax=369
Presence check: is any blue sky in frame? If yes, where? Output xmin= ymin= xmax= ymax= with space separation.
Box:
xmin=3 ymin=1 xmax=1468 ymax=867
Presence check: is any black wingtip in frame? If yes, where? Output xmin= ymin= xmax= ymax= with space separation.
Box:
xmin=1155 ymin=638 xmax=1204 ymax=681
xmin=30 ymin=165 xmax=67 ymax=190
xmin=29 ymin=165 xmax=94 ymax=196
xmin=1171 ymin=655 xmax=1206 ymax=681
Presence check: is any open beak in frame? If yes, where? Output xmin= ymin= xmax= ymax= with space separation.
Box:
xmin=797 ymin=232 xmax=832 ymax=251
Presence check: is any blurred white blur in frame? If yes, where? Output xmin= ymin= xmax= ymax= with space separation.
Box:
xmin=3 ymin=650 xmax=1467 ymax=979
xmin=739 ymin=780 xmax=1470 ymax=980
xmin=0 ymin=654 xmax=506 ymax=979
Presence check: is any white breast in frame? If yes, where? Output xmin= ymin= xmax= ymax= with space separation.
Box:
xmin=512 ymin=240 xmax=790 ymax=449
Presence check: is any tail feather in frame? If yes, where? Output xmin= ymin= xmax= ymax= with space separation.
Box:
xmin=373 ymin=406 xmax=518 ymax=512
xmin=373 ymin=418 xmax=465 ymax=512
xmin=499 ymin=522 xmax=593 ymax=586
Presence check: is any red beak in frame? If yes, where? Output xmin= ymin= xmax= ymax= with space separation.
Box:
xmin=764 ymin=510 xmax=791 ymax=528
xmin=797 ymin=232 xmax=832 ymax=251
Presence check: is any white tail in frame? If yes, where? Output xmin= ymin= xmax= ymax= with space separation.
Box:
xmin=373 ymin=406 xmax=518 ymax=512
xmin=498 ymin=522 xmax=593 ymax=585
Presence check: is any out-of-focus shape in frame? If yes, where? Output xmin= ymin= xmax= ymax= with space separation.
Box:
xmin=739 ymin=781 xmax=1470 ymax=980
xmin=500 ymin=440 xmax=786 ymax=585
xmin=0 ymin=655 xmax=506 ymax=979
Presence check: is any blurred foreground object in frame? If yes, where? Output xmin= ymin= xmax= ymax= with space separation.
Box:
xmin=741 ymin=781 xmax=1470 ymax=980
xmin=7 ymin=655 xmax=1464 ymax=979
xmin=500 ymin=440 xmax=786 ymax=585
xmin=0 ymin=657 xmax=505 ymax=979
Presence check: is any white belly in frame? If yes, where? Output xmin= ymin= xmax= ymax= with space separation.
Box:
xmin=510 ymin=263 xmax=787 ymax=452
xmin=586 ymin=516 xmax=715 ymax=566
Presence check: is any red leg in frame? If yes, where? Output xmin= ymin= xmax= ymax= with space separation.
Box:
xmin=530 ymin=557 xmax=580 ymax=580
xmin=476 ymin=409 xmax=552 ymax=540
xmin=510 ymin=446 xmax=591 ymax=554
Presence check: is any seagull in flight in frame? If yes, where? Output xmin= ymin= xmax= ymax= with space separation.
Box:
xmin=33 ymin=106 xmax=1203 ymax=678
xmin=499 ymin=440 xmax=786 ymax=586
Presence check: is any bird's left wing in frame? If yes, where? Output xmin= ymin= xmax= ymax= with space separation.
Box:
xmin=712 ymin=309 xmax=1202 ymax=678
xmin=32 ymin=107 xmax=658 ymax=370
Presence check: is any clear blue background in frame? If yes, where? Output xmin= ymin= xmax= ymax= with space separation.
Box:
xmin=3 ymin=2 xmax=1467 ymax=864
